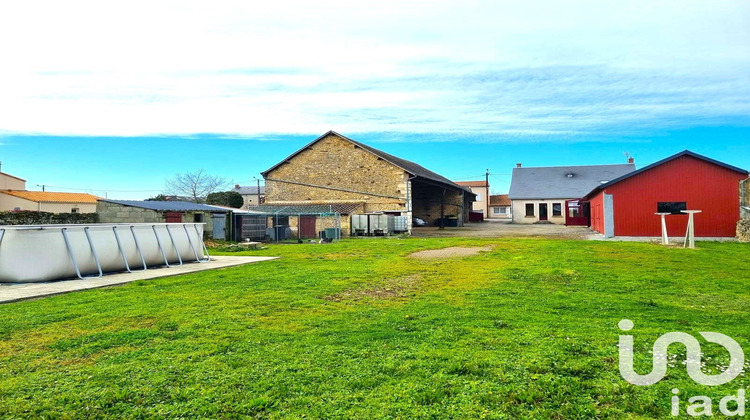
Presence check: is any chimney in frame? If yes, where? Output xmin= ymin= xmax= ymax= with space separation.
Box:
xmin=234 ymin=184 xmax=240 ymax=189
xmin=516 ymin=163 xmax=522 ymax=168
xmin=627 ymin=157 xmax=634 ymax=164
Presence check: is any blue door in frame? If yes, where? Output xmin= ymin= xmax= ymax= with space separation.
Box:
xmin=212 ymin=214 xmax=226 ymax=240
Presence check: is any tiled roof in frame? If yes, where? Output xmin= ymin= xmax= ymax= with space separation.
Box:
xmin=233 ymin=185 xmax=266 ymax=195
xmin=455 ymin=181 xmax=487 ymax=187
xmin=99 ymin=200 xmax=228 ymax=212
xmin=509 ymin=164 xmax=636 ymax=199
xmin=250 ymin=202 xmax=363 ymax=215
xmin=0 ymin=190 xmax=100 ymax=203
xmin=489 ymin=194 xmax=511 ymax=206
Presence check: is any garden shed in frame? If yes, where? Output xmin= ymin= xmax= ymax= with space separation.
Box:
xmin=97 ymin=200 xmax=229 ymax=239
xmin=582 ymin=150 xmax=748 ymax=238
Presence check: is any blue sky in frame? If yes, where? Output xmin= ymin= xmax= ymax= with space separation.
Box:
xmin=1 ymin=1 xmax=748 ymax=199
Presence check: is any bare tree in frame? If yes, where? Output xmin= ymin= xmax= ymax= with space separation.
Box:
xmin=164 ymin=169 xmax=227 ymax=203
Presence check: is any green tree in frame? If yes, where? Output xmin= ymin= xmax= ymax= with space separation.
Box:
xmin=206 ymin=191 xmax=244 ymax=208
xmin=145 ymin=194 xmax=169 ymax=201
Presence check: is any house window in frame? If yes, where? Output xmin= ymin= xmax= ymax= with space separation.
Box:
xmin=475 ymin=193 xmax=482 ymax=202
xmin=525 ymin=203 xmax=534 ymax=217
xmin=552 ymin=203 xmax=562 ymax=217
xmin=71 ymin=208 xmax=80 ymax=213
xmin=193 ymin=213 xmax=204 ymax=223
xmin=499 ymin=207 xmax=507 ymax=214
xmin=658 ymin=202 xmax=687 ymax=215
xmin=493 ymin=207 xmax=500 ymax=214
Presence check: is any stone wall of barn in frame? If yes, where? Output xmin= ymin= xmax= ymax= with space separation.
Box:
xmin=738 ymin=220 xmax=750 ymax=242
xmin=265 ymin=133 xmax=409 ymax=209
xmin=264 ymin=134 xmax=410 ymax=236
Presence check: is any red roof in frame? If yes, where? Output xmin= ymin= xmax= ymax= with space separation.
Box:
xmin=0 ymin=190 xmax=100 ymax=203
xmin=489 ymin=194 xmax=511 ymax=206
xmin=455 ymin=181 xmax=487 ymax=187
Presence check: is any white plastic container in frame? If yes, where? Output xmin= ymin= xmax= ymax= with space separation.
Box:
xmin=0 ymin=223 xmax=207 ymax=283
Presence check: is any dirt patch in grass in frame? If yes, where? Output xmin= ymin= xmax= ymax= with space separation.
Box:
xmin=323 ymin=275 xmax=421 ymax=302
xmin=408 ymin=245 xmax=494 ymax=259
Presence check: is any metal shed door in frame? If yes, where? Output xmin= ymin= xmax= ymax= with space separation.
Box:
xmin=299 ymin=215 xmax=317 ymax=238
xmin=212 ymin=214 xmax=226 ymax=240
xmin=165 ymin=212 xmax=182 ymax=223
xmin=604 ymin=194 xmax=615 ymax=238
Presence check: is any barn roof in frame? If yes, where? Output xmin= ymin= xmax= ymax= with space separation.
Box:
xmin=261 ymin=131 xmax=472 ymax=194
xmin=582 ymin=150 xmax=749 ymax=200
xmin=508 ymin=163 xmax=635 ymax=200
xmin=99 ymin=200 xmax=228 ymax=212
xmin=246 ymin=203 xmax=360 ymax=215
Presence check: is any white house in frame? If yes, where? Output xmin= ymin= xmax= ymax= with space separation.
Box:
xmin=508 ymin=162 xmax=635 ymax=225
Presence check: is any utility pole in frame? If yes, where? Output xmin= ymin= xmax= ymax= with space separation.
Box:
xmin=485 ymin=169 xmax=490 ymax=216
xmin=253 ymin=176 xmax=261 ymax=207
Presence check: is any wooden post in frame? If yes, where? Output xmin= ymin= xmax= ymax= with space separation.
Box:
xmin=439 ymin=189 xmax=446 ymax=230
xmin=655 ymin=212 xmax=671 ymax=245
xmin=681 ymin=210 xmax=701 ymax=249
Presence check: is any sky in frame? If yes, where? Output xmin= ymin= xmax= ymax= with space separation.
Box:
xmin=0 ymin=0 xmax=748 ymax=198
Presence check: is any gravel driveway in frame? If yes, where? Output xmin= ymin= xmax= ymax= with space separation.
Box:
xmin=411 ymin=220 xmax=599 ymax=239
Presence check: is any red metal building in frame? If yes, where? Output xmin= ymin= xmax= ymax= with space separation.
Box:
xmin=582 ymin=151 xmax=748 ymax=238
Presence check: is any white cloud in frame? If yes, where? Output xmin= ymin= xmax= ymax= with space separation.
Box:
xmin=0 ymin=0 xmax=748 ymax=138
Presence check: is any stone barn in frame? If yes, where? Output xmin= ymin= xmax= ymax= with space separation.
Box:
xmin=261 ymin=131 xmax=475 ymax=235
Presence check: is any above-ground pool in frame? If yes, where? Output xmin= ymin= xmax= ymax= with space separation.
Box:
xmin=0 ymin=223 xmax=209 ymax=283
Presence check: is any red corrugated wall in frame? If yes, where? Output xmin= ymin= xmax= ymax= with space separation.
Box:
xmin=589 ymin=155 xmax=746 ymax=237
xmin=589 ymin=193 xmax=604 ymax=234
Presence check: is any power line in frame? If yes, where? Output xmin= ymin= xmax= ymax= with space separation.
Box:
xmin=40 ymin=185 xmax=163 ymax=193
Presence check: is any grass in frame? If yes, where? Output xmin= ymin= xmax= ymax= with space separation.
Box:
xmin=1 ymin=237 xmax=749 ymax=418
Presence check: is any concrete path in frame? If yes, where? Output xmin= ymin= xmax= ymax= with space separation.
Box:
xmin=0 ymin=255 xmax=279 ymax=304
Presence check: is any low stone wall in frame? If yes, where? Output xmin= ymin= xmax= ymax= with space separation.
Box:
xmin=738 ymin=219 xmax=750 ymax=243
xmin=97 ymin=201 xmax=163 ymax=223
xmin=0 ymin=211 xmax=98 ymax=225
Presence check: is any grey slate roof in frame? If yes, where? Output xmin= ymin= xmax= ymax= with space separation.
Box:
xmin=99 ymin=200 xmax=228 ymax=212
xmin=508 ymin=164 xmax=636 ymax=200
xmin=261 ymin=131 xmax=472 ymax=194
xmin=233 ymin=185 xmax=265 ymax=195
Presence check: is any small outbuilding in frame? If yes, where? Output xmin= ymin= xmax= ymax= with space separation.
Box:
xmin=488 ymin=194 xmax=512 ymax=219
xmin=97 ymin=200 xmax=229 ymax=239
xmin=582 ymin=150 xmax=749 ymax=238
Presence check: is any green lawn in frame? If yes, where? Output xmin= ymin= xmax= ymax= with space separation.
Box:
xmin=1 ymin=238 xmax=749 ymax=418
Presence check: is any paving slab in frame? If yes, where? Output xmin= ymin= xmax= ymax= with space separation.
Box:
xmin=0 ymin=255 xmax=279 ymax=304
